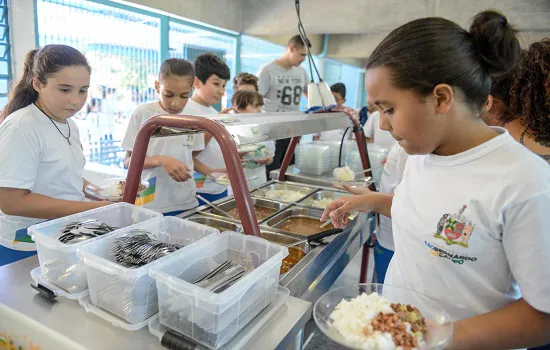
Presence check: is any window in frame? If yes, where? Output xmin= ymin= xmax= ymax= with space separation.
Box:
xmin=34 ymin=0 xmax=366 ymax=169
xmin=359 ymin=71 xmax=367 ymax=108
xmin=340 ymin=64 xmax=364 ymax=109
xmin=323 ymin=59 xmax=343 ymax=86
xmin=240 ymin=35 xmax=284 ymax=76
xmin=168 ymin=21 xmax=237 ymax=110
xmin=37 ymin=0 xmax=161 ymax=168
xmin=0 ymin=0 xmax=10 ymax=108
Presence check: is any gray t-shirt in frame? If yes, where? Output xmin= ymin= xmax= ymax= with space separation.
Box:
xmin=257 ymin=62 xmax=308 ymax=112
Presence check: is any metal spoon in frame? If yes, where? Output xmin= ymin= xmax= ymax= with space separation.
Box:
xmin=319 ymin=218 xmax=333 ymax=229
xmin=196 ymin=194 xmax=237 ymax=220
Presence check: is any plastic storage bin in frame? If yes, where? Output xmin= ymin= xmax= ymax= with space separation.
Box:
xmin=147 ymin=286 xmax=290 ymax=348
xmin=314 ymin=140 xmax=343 ymax=169
xmin=150 ymin=231 xmax=288 ymax=349
xmin=79 ymin=217 xmax=219 ymax=327
xmin=29 ymin=203 xmax=161 ymax=297
xmin=295 ymin=143 xmax=333 ymax=175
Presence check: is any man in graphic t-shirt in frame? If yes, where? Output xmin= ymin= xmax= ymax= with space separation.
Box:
xmin=257 ymin=35 xmax=310 ymax=175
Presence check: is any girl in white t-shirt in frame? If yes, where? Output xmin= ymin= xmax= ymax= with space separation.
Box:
xmin=0 ymin=45 xmax=110 ymax=265
xmin=322 ymin=11 xmax=550 ymax=349
xmin=122 ymin=59 xmax=216 ymax=216
xmin=230 ymin=90 xmax=275 ymax=189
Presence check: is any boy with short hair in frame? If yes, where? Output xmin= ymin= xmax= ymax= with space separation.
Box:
xmin=330 ymin=82 xmax=346 ymax=108
xmin=233 ymin=72 xmax=259 ymax=92
xmin=184 ymin=53 xmax=231 ymax=203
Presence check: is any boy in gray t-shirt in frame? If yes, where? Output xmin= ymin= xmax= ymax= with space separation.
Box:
xmin=258 ymin=35 xmax=310 ymax=171
xmin=257 ymin=62 xmax=308 ymax=112
xmin=257 ymin=35 xmax=310 ymax=113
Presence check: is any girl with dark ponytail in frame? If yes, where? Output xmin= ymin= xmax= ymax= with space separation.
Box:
xmin=322 ymin=11 xmax=550 ymax=348
xmin=0 ymin=49 xmax=39 ymax=122
xmin=0 ymin=45 xmax=109 ymax=266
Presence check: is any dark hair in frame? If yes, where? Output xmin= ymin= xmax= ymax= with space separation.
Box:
xmin=231 ymin=90 xmax=264 ymax=110
xmin=509 ymin=39 xmax=550 ymax=142
xmin=194 ymin=53 xmax=230 ymax=84
xmin=490 ymin=68 xmax=516 ymax=123
xmin=288 ymin=35 xmax=311 ymax=49
xmin=159 ymin=58 xmax=194 ymax=81
xmin=330 ymin=83 xmax=346 ymax=98
xmin=367 ymin=10 xmax=520 ymax=110
xmin=233 ymin=72 xmax=258 ymax=92
xmin=0 ymin=45 xmax=90 ymax=122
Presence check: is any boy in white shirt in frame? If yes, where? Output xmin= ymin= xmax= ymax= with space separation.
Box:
xmin=122 ymin=58 xmax=215 ymax=215
xmin=230 ymin=90 xmax=275 ymax=189
xmin=183 ymin=54 xmax=231 ymax=205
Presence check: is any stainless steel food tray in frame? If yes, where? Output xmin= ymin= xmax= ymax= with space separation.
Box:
xmin=250 ymin=183 xmax=315 ymax=203
xmin=201 ymin=197 xmax=287 ymax=224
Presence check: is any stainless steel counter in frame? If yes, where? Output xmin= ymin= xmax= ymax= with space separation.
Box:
xmin=0 ymin=257 xmax=312 ymax=350
xmin=184 ymin=180 xmax=371 ymax=305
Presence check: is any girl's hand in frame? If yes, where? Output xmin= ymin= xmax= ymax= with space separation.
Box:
xmin=159 ymin=156 xmax=192 ymax=182
xmin=321 ymin=194 xmax=375 ymax=228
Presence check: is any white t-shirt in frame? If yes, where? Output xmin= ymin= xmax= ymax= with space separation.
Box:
xmin=385 ymin=128 xmax=550 ymax=322
xmin=257 ymin=62 xmax=308 ymax=112
xmin=226 ymin=111 xmax=274 ymax=190
xmin=121 ymin=102 xmax=204 ymax=213
xmin=0 ymin=104 xmax=86 ymax=251
xmin=183 ymin=99 xmax=226 ymax=195
xmin=243 ymin=141 xmax=276 ymax=189
xmin=364 ymin=111 xmax=397 ymax=149
xmin=377 ymin=143 xmax=408 ymax=251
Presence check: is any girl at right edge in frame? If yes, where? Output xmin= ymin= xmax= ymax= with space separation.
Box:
xmin=322 ymin=11 xmax=550 ymax=349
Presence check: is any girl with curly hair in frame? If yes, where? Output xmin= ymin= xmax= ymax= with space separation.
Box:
xmin=504 ymin=39 xmax=550 ymax=162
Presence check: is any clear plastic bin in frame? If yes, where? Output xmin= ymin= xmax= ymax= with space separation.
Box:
xmin=29 ymin=203 xmax=161 ymax=296
xmin=30 ymin=266 xmax=89 ymax=300
xmin=79 ymin=217 xmax=219 ymax=326
xmin=147 ymin=286 xmax=290 ymax=348
xmin=78 ymin=294 xmax=151 ymax=331
xmin=149 ymin=231 xmax=288 ymax=349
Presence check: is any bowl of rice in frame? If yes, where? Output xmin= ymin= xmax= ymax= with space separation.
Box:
xmin=314 ymin=284 xmax=453 ymax=350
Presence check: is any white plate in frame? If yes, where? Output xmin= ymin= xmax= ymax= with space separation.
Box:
xmin=237 ymin=144 xmax=263 ymax=154
xmin=85 ymin=177 xmax=149 ymax=202
xmin=330 ymin=176 xmax=373 ymax=189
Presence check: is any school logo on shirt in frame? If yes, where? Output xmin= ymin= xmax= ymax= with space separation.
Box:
xmin=424 ymin=241 xmax=477 ymax=265
xmin=433 ymin=205 xmax=476 ymax=248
